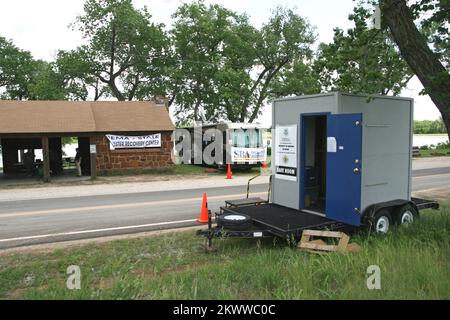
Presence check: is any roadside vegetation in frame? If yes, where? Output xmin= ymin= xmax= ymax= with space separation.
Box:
xmin=101 ymin=164 xmax=262 ymax=177
xmin=0 ymin=205 xmax=448 ymax=300
xmin=418 ymin=142 xmax=450 ymax=157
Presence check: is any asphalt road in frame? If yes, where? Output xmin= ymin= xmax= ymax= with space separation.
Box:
xmin=0 ymin=168 xmax=448 ymax=249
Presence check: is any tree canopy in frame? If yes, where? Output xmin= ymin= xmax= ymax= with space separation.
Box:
xmin=70 ymin=0 xmax=171 ymax=101
xmin=0 ymin=0 xmax=448 ymax=131
xmin=0 ymin=36 xmax=35 ymax=99
xmin=314 ymin=4 xmax=412 ymax=95
xmin=171 ymin=4 xmax=316 ymax=123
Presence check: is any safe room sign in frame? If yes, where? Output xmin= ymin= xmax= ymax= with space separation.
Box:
xmin=275 ymin=125 xmax=297 ymax=181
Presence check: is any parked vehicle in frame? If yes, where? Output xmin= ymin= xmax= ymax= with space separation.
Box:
xmin=183 ymin=122 xmax=267 ymax=169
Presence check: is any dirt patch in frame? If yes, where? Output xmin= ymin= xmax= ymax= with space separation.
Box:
xmin=6 ymin=287 xmax=27 ymax=299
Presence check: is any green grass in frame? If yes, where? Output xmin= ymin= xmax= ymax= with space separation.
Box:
xmin=98 ymin=164 xmax=211 ymax=176
xmin=1 ymin=205 xmax=449 ymax=300
xmin=99 ymin=164 xmax=261 ymax=177
xmin=418 ymin=148 xmax=450 ymax=157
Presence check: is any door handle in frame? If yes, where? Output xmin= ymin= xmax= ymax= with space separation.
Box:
xmin=353 ymin=168 xmax=360 ymax=173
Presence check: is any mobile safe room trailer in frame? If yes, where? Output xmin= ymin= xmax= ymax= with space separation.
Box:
xmin=198 ymin=93 xmax=439 ymax=243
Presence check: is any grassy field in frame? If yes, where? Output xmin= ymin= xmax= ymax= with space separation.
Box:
xmin=0 ymin=205 xmax=449 ymax=300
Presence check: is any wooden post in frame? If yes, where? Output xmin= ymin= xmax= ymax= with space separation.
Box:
xmin=89 ymin=138 xmax=97 ymax=180
xmin=42 ymin=136 xmax=50 ymax=182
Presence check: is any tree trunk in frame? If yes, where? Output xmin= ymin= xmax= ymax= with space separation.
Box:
xmin=380 ymin=0 xmax=450 ymax=142
xmin=109 ymin=80 xmax=125 ymax=101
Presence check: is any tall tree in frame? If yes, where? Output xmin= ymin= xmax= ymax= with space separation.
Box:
xmin=171 ymin=3 xmax=315 ymax=124
xmin=314 ymin=4 xmax=412 ymax=95
xmin=0 ymin=36 xmax=66 ymax=100
xmin=0 ymin=36 xmax=35 ymax=99
xmin=380 ymin=0 xmax=450 ymax=141
xmin=269 ymin=59 xmax=321 ymax=98
xmin=72 ymin=0 xmax=170 ymax=101
xmin=26 ymin=60 xmax=66 ymax=100
xmin=171 ymin=2 xmax=236 ymax=122
xmin=55 ymin=49 xmax=107 ymax=101
xmin=223 ymin=7 xmax=316 ymax=123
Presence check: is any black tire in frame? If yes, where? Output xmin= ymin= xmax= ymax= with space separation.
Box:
xmin=217 ymin=213 xmax=253 ymax=230
xmin=395 ymin=204 xmax=418 ymax=226
xmin=372 ymin=209 xmax=392 ymax=234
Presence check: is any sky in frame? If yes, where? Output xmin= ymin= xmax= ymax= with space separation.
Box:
xmin=0 ymin=0 xmax=442 ymax=126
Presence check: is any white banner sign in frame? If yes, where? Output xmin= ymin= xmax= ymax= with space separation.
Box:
xmin=106 ymin=134 xmax=161 ymax=149
xmin=231 ymin=147 xmax=267 ymax=162
xmin=274 ymin=125 xmax=297 ymax=181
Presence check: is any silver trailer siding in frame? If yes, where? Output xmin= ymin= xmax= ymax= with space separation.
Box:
xmin=271 ymin=92 xmax=413 ymax=216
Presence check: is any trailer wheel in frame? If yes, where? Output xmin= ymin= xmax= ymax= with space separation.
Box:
xmin=217 ymin=213 xmax=252 ymax=230
xmin=395 ymin=204 xmax=418 ymax=226
xmin=372 ymin=210 xmax=392 ymax=234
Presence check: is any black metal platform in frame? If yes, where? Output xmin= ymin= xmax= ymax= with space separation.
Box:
xmin=197 ymin=196 xmax=440 ymax=243
xmin=224 ymin=197 xmax=268 ymax=208
xmin=411 ymin=197 xmax=440 ymax=210
xmin=222 ymin=203 xmax=343 ymax=238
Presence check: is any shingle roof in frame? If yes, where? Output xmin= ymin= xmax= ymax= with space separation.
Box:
xmin=0 ymin=101 xmax=174 ymax=134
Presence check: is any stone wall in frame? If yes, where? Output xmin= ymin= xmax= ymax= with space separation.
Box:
xmin=91 ymin=132 xmax=173 ymax=174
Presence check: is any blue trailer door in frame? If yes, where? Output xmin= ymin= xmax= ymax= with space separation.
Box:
xmin=326 ymin=113 xmax=362 ymax=226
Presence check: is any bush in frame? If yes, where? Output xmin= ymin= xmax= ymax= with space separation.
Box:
xmin=436 ymin=142 xmax=450 ymax=149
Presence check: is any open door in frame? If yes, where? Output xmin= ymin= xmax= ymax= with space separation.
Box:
xmin=326 ymin=113 xmax=362 ymax=226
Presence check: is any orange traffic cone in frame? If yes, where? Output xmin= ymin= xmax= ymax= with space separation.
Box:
xmin=226 ymin=163 xmax=232 ymax=179
xmin=261 ymin=162 xmax=267 ymax=169
xmin=198 ymin=192 xmax=209 ymax=223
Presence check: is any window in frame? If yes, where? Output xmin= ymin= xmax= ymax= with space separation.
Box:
xmin=230 ymin=129 xmax=262 ymax=148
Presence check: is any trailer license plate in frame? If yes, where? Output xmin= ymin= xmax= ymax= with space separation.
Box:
xmin=253 ymin=232 xmax=263 ymax=237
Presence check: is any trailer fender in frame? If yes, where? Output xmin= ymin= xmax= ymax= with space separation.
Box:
xmin=361 ymin=199 xmax=419 ymax=227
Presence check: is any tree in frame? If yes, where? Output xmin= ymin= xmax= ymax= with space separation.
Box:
xmin=314 ymin=4 xmax=412 ymax=95
xmin=0 ymin=36 xmax=66 ymax=100
xmin=26 ymin=60 xmax=66 ymax=100
xmin=269 ymin=59 xmax=321 ymax=98
xmin=171 ymin=2 xmax=237 ymax=122
xmin=226 ymin=7 xmax=316 ymax=123
xmin=171 ymin=3 xmax=315 ymax=124
xmin=0 ymin=36 xmax=35 ymax=99
xmin=380 ymin=0 xmax=450 ymax=142
xmin=72 ymin=0 xmax=170 ymax=101
xmin=55 ymin=49 xmax=107 ymax=101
